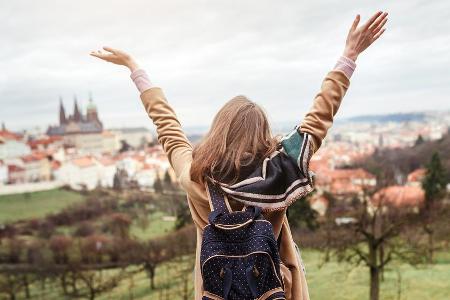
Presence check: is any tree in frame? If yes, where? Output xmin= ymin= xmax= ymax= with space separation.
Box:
xmin=421 ymin=152 xmax=447 ymax=262
xmin=119 ymin=140 xmax=132 ymax=152
xmin=153 ymin=174 xmax=163 ymax=194
xmin=74 ymin=269 xmax=126 ymax=300
xmin=163 ymin=169 xmax=173 ymax=190
xmin=174 ymin=198 xmax=192 ymax=230
xmin=49 ymin=235 xmax=72 ymax=264
xmin=325 ymin=189 xmax=425 ymax=300
xmin=104 ymin=213 xmax=132 ymax=239
xmin=414 ymin=134 xmax=424 ymax=146
xmin=113 ymin=169 xmax=129 ymax=191
xmin=287 ymin=193 xmax=318 ymax=230
xmin=422 ymin=152 xmax=447 ymax=210
xmin=141 ymin=240 xmax=166 ymax=289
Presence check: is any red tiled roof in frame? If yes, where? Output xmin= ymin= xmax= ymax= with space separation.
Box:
xmin=371 ymin=185 xmax=425 ymax=208
xmin=407 ymin=168 xmax=426 ymax=183
xmin=97 ymin=156 xmax=115 ymax=166
xmin=8 ymin=164 xmax=25 ymax=172
xmin=27 ymin=136 xmax=62 ymax=149
xmin=102 ymin=131 xmax=115 ymax=137
xmin=21 ymin=152 xmax=48 ymax=163
xmin=71 ymin=157 xmax=95 ymax=168
xmin=0 ymin=130 xmax=21 ymax=141
xmin=330 ymin=181 xmax=361 ymax=194
xmin=51 ymin=160 xmax=61 ymax=170
xmin=327 ymin=168 xmax=375 ymax=180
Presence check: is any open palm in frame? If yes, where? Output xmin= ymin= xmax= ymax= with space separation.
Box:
xmin=344 ymin=11 xmax=388 ymax=61
xmin=90 ymin=47 xmax=139 ymax=72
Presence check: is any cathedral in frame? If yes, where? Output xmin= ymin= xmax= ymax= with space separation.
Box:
xmin=47 ymin=96 xmax=103 ymax=136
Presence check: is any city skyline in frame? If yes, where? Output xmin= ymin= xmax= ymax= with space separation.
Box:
xmin=1 ymin=0 xmax=449 ymax=131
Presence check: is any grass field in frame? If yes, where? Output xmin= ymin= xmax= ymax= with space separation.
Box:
xmin=130 ymin=211 xmax=176 ymax=240
xmin=0 ymin=189 xmax=85 ymax=223
xmin=12 ymin=250 xmax=449 ymax=300
xmin=1 ymin=189 xmax=448 ymax=299
xmin=303 ymin=250 xmax=450 ymax=300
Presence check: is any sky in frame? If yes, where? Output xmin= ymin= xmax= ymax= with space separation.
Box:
xmin=0 ymin=0 xmax=449 ymax=132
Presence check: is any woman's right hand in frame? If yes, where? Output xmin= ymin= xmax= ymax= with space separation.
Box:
xmin=343 ymin=11 xmax=388 ymax=61
xmin=90 ymin=47 xmax=140 ymax=72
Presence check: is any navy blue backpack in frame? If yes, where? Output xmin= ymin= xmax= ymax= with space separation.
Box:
xmin=201 ymin=182 xmax=286 ymax=300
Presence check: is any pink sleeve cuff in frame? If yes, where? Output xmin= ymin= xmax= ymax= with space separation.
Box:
xmin=130 ymin=69 xmax=154 ymax=93
xmin=334 ymin=56 xmax=357 ymax=79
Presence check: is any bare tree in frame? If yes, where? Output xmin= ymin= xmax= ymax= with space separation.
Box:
xmin=326 ymin=190 xmax=426 ymax=300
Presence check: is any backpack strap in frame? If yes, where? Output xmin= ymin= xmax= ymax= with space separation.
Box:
xmin=206 ymin=181 xmax=231 ymax=214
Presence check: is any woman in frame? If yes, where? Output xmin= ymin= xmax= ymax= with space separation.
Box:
xmin=92 ymin=11 xmax=388 ymax=299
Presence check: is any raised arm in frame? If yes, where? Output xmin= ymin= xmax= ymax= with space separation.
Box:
xmin=281 ymin=11 xmax=388 ymax=176
xmin=90 ymin=47 xmax=192 ymax=177
xmin=300 ymin=11 xmax=388 ymax=153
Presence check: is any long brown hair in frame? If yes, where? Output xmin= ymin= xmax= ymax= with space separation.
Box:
xmin=190 ymin=95 xmax=279 ymax=186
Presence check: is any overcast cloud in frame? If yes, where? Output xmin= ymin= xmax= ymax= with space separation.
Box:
xmin=0 ymin=0 xmax=449 ymax=132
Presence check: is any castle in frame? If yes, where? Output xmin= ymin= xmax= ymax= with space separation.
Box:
xmin=47 ymin=96 xmax=103 ymax=136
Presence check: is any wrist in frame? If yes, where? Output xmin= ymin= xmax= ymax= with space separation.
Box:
xmin=126 ymin=59 xmax=140 ymax=73
xmin=343 ymin=49 xmax=358 ymax=62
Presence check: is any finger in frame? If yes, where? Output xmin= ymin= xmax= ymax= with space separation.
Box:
xmin=90 ymin=52 xmax=102 ymax=58
xmin=369 ymin=12 xmax=388 ymax=31
xmin=350 ymin=14 xmax=360 ymax=32
xmin=372 ymin=17 xmax=388 ymax=35
xmin=90 ymin=51 xmax=109 ymax=60
xmin=363 ymin=11 xmax=383 ymax=29
xmin=103 ymin=46 xmax=117 ymax=54
xmin=372 ymin=28 xmax=386 ymax=43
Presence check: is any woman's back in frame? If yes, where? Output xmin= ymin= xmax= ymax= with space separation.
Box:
xmin=90 ymin=11 xmax=389 ymax=298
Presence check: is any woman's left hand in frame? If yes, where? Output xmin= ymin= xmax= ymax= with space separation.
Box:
xmin=90 ymin=47 xmax=140 ymax=72
xmin=343 ymin=11 xmax=388 ymax=61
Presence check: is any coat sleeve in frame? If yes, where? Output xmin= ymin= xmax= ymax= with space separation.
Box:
xmin=299 ymin=70 xmax=350 ymax=153
xmin=140 ymin=87 xmax=193 ymax=177
xmin=280 ymin=70 xmax=350 ymax=177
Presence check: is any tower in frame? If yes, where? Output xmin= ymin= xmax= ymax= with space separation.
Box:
xmin=59 ymin=97 xmax=67 ymax=125
xmin=86 ymin=93 xmax=103 ymax=129
xmin=73 ymin=96 xmax=82 ymax=122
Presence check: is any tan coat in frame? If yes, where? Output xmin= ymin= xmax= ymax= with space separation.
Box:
xmin=139 ymin=70 xmax=350 ymax=299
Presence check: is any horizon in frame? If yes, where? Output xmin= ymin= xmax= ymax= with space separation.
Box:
xmin=3 ymin=108 xmax=449 ymax=137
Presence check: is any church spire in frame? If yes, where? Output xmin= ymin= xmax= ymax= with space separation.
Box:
xmin=59 ymin=97 xmax=67 ymax=125
xmin=73 ymin=95 xmax=82 ymax=122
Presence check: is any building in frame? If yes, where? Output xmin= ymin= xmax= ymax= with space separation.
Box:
xmin=28 ymin=136 xmax=63 ymax=152
xmin=110 ymin=127 xmax=154 ymax=149
xmin=406 ymin=168 xmax=426 ymax=187
xmin=370 ymin=185 xmax=425 ymax=213
xmin=309 ymin=195 xmax=329 ymax=217
xmin=20 ymin=152 xmax=51 ymax=182
xmin=54 ymin=156 xmax=99 ymax=190
xmin=96 ymin=156 xmax=117 ymax=188
xmin=0 ymin=126 xmax=31 ymax=160
xmin=0 ymin=160 xmax=7 ymax=184
xmin=47 ymin=96 xmax=118 ymax=153
xmin=7 ymin=164 xmax=25 ymax=184
xmin=315 ymin=168 xmax=377 ymax=199
xmin=47 ymin=96 xmax=103 ymax=136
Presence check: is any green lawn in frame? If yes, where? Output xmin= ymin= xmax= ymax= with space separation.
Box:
xmin=12 ymin=250 xmax=449 ymax=300
xmin=1 ymin=188 xmax=448 ymax=299
xmin=304 ymin=250 xmax=450 ymax=300
xmin=0 ymin=189 xmax=85 ymax=223
xmin=130 ymin=211 xmax=176 ymax=240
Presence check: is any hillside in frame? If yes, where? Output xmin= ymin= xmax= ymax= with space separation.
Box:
xmin=354 ymin=132 xmax=450 ymax=184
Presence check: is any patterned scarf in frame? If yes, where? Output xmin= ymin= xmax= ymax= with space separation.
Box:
xmin=208 ymin=126 xmax=315 ymax=211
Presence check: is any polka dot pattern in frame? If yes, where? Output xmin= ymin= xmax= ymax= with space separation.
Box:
xmin=201 ymin=183 xmax=286 ymax=299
